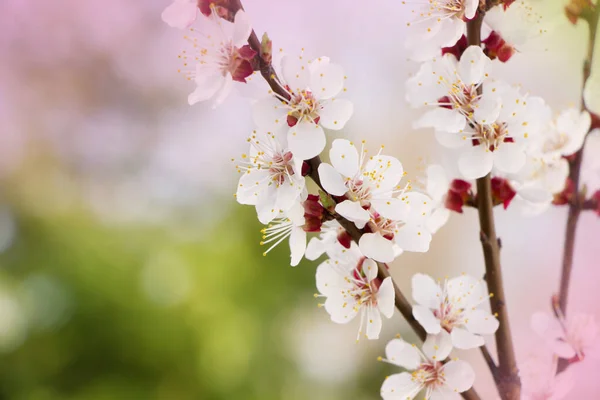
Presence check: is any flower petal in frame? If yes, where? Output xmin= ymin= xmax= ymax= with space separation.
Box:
xmin=287 ymin=122 xmax=326 ymax=160
xmin=335 ymin=200 xmax=371 ymax=229
xmin=289 ymin=227 xmax=306 ymax=267
xmin=413 ymin=304 xmax=442 ymax=334
xmin=325 ymin=294 xmax=359 ymax=323
xmin=316 ymin=260 xmax=351 ymax=296
xmin=281 ymin=55 xmax=310 ymax=92
xmin=423 ymin=330 xmax=453 ymax=361
xmin=329 ymin=139 xmax=359 ymax=177
xmin=442 ymin=360 xmax=476 ymax=393
xmin=450 ymin=327 xmax=484 ymax=349
xmin=412 ymin=273 xmax=442 ymax=309
xmin=232 ymin=10 xmax=252 ymax=47
xmin=377 ymin=277 xmax=395 ymax=318
xmin=385 ymin=339 xmax=422 ymax=370
xmin=366 ymin=306 xmax=383 ymax=339
xmin=318 ymin=163 xmax=347 ymax=196
xmin=161 ymin=0 xmax=197 ymax=29
xmin=394 ymin=224 xmax=432 ymax=253
xmin=493 ymin=144 xmax=526 ymax=174
xmin=415 ymin=108 xmax=467 ymax=133
xmin=364 ymin=155 xmax=404 ymax=193
xmin=458 ymin=146 xmax=494 ymax=179
xmin=358 ymin=233 xmax=395 ymax=263
xmin=252 ymin=96 xmax=287 ymax=130
xmin=465 ymin=309 xmax=499 ymax=335
xmin=319 ymin=99 xmax=354 ymax=130
xmin=371 ymin=198 xmax=409 ymax=221
xmin=188 ymin=71 xmax=225 ymax=105
xmin=381 ymin=373 xmax=423 ymax=400
xmin=362 ymin=258 xmax=378 ymax=282
xmin=310 ymin=61 xmax=345 ymax=99
xmin=458 ymin=45 xmax=489 ymax=85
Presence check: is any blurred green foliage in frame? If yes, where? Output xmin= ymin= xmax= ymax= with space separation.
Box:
xmin=0 ymin=203 xmax=392 ymax=400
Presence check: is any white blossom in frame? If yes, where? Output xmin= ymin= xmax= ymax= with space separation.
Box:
xmin=447 ymin=83 xmax=549 ymax=179
xmin=520 ymin=354 xmax=575 ymax=400
xmin=259 ymin=202 xmax=307 ymax=267
xmin=235 ymin=130 xmax=307 ymax=224
xmin=318 ymin=139 xmax=406 ymax=229
xmin=412 ymin=273 xmax=499 ymax=350
xmin=315 ymin=244 xmax=394 ymax=340
xmin=252 ymin=56 xmax=353 ymax=160
xmin=420 ymin=164 xmax=451 ymax=234
xmin=357 ymin=192 xmax=433 ymax=263
xmin=510 ymin=108 xmax=591 ymax=214
xmin=380 ymin=335 xmax=475 ymax=400
xmin=531 ymin=311 xmax=599 ymax=361
xmin=305 ymin=220 xmax=349 ymax=261
xmin=406 ymin=45 xmax=491 ymax=134
xmin=404 ymin=0 xmax=479 ymax=61
xmin=161 ymin=0 xmax=198 ymax=29
xmin=178 ymin=10 xmax=254 ymax=107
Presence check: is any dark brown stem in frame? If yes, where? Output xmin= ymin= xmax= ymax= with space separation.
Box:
xmin=467 ymin=13 xmax=521 ymax=400
xmin=557 ymin=4 xmax=600 ymax=316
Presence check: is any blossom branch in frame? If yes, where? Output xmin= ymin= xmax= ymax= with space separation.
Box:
xmin=557 ymin=2 xmax=600 ymax=317
xmin=467 ymin=10 xmax=520 ymax=400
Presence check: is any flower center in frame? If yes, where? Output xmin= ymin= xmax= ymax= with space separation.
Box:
xmin=287 ymin=89 xmax=321 ymax=126
xmin=365 ymin=212 xmax=399 ymax=241
xmin=434 ymin=296 xmax=466 ymax=331
xmin=413 ymin=361 xmax=445 ymax=387
xmin=437 ymin=0 xmax=467 ymax=18
xmin=269 ymin=151 xmax=295 ymax=186
xmin=472 ymin=122 xmax=510 ymax=151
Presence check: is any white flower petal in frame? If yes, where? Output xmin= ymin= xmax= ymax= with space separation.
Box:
xmin=584 ymin=72 xmax=600 ymax=116
xmin=236 ymin=169 xmax=269 ymax=205
xmin=415 ymin=108 xmax=467 ymax=132
xmin=493 ymin=144 xmax=526 ymax=174
xmin=413 ymin=304 xmax=442 ymax=334
xmin=465 ymin=0 xmax=479 ymax=19
xmin=335 ymin=200 xmax=371 ymax=229
xmin=362 ymin=258 xmax=379 ymax=282
xmin=329 ymin=139 xmax=359 ymax=177
xmin=381 ymin=373 xmax=423 ymax=400
xmin=358 ymin=233 xmax=395 ymax=263
xmin=442 ymin=360 xmax=476 ymax=393
xmin=310 ymin=62 xmax=345 ymax=99
xmin=458 ymin=45 xmax=489 ymax=85
xmin=474 ymin=96 xmax=502 ymax=125
xmin=385 ymin=339 xmax=422 ymax=370
xmin=318 ymin=163 xmax=347 ymax=196
xmin=281 ymin=55 xmax=310 ymax=92
xmin=371 ymin=198 xmax=409 ymax=221
xmin=366 ymin=306 xmax=383 ymax=339
xmin=412 ymin=273 xmax=442 ymax=309
xmin=395 ymin=224 xmax=432 ymax=253
xmin=435 ymin=130 xmax=469 ymax=149
xmin=423 ymin=330 xmax=453 ymax=361
xmin=161 ymin=0 xmax=197 ymax=29
xmin=319 ymin=99 xmax=354 ymax=130
xmin=325 ymin=294 xmax=359 ymax=323
xmin=287 ymin=122 xmax=326 ymax=160
xmin=465 ymin=309 xmax=499 ymax=335
xmin=188 ymin=72 xmax=225 ymax=105
xmin=377 ymin=277 xmax=395 ymax=318
xmin=316 ymin=261 xmax=351 ymax=296
xmin=364 ymin=155 xmax=404 ymax=193
xmin=426 ymin=208 xmax=450 ymax=234
xmin=305 ymin=237 xmax=327 ymax=261
xmin=426 ymin=164 xmax=449 ymax=201
xmin=252 ymin=96 xmax=287 ymax=130
xmin=458 ymin=146 xmax=494 ymax=179
xmin=289 ymin=228 xmax=306 ymax=266
xmin=451 ymin=327 xmax=484 ymax=349
xmin=232 ymin=10 xmax=252 ymax=47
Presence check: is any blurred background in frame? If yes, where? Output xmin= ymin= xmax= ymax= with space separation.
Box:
xmin=0 ymin=0 xmax=598 ymax=398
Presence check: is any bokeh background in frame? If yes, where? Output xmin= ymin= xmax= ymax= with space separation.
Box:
xmin=1 ymin=0 xmax=599 ymax=398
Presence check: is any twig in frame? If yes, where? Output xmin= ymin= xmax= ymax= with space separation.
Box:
xmin=467 ymin=12 xmax=521 ymax=400
xmin=557 ymin=3 xmax=600 ymax=317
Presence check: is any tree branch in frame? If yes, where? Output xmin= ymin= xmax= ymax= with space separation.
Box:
xmin=557 ymin=3 xmax=600 ymax=317
xmin=467 ymin=12 xmax=520 ymax=400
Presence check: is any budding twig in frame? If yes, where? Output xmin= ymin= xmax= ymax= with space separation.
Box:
xmin=467 ymin=11 xmax=521 ymax=400
xmin=556 ymin=0 xmax=600 ymax=374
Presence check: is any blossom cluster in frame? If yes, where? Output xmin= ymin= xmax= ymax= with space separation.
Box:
xmin=159 ymin=0 xmax=600 ymax=398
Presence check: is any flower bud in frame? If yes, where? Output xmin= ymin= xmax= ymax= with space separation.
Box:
xmin=445 ymin=179 xmax=474 ymax=213
xmin=565 ymin=0 xmax=594 ymax=25
xmin=441 ymin=35 xmax=468 ymax=60
xmin=261 ymin=33 xmax=273 ymax=65
xmin=483 ymin=31 xmax=515 ymax=63
xmin=490 ymin=177 xmax=516 ymax=209
xmin=553 ymin=178 xmax=575 ymax=206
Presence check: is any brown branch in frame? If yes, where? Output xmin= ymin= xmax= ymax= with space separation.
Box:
xmin=557 ymin=3 xmax=600 ymax=317
xmin=467 ymin=13 xmax=520 ymax=400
